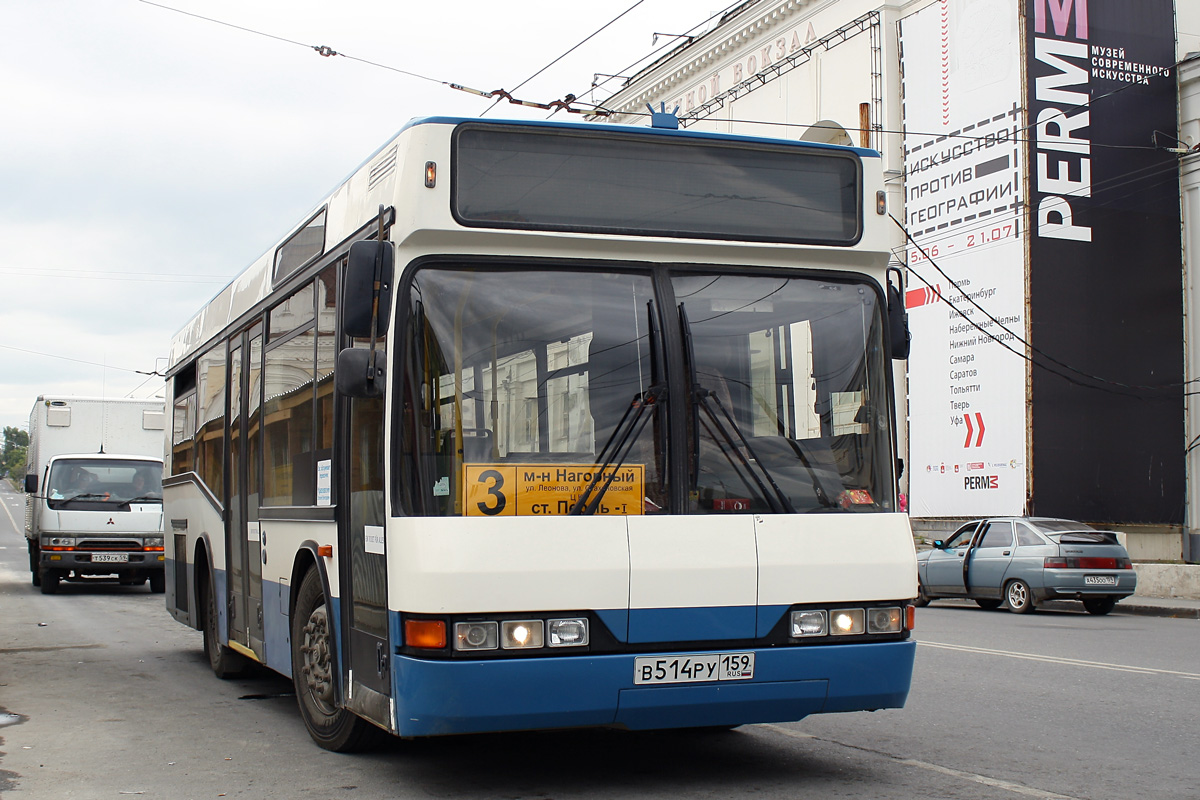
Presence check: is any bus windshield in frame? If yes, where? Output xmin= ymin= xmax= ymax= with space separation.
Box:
xmin=403 ymin=264 xmax=893 ymax=517
xmin=47 ymin=458 xmax=163 ymax=509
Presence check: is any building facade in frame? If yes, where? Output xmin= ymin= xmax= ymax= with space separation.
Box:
xmin=600 ymin=0 xmax=1200 ymax=561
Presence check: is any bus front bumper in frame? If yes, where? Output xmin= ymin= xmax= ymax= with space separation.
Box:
xmin=392 ymin=639 xmax=915 ymax=737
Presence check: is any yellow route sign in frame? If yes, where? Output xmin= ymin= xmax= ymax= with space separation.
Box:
xmin=462 ymin=463 xmax=645 ymax=517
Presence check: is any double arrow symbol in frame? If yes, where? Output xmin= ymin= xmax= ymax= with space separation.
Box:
xmin=963 ymin=413 xmax=985 ymax=448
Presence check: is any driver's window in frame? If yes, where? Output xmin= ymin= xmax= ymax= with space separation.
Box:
xmin=945 ymin=522 xmax=978 ymax=548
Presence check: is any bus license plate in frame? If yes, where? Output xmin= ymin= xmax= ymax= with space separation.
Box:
xmin=634 ymin=652 xmax=754 ymax=685
xmin=1084 ymin=575 xmax=1116 ymax=585
xmin=92 ymin=553 xmax=128 ymax=563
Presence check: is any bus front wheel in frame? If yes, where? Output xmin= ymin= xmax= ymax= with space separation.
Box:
xmin=291 ymin=568 xmax=381 ymax=752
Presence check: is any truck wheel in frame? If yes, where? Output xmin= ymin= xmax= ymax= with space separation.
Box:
xmin=199 ymin=567 xmax=246 ymax=679
xmin=30 ymin=542 xmax=41 ymax=585
xmin=39 ymin=569 xmax=60 ymax=595
xmin=291 ymin=568 xmax=381 ymax=752
xmin=149 ymin=572 xmax=166 ymax=593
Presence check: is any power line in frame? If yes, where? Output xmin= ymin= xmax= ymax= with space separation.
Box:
xmin=893 ymin=216 xmax=1186 ymax=397
xmin=138 ymin=0 xmax=608 ymax=116
xmin=0 ymin=343 xmax=162 ymax=376
xmin=481 ymin=0 xmax=649 ymax=117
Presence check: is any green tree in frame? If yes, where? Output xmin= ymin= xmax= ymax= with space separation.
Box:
xmin=2 ymin=426 xmax=29 ymax=479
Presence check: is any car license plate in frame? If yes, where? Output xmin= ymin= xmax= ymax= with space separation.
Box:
xmin=634 ymin=652 xmax=754 ymax=685
xmin=92 ymin=553 xmax=128 ymax=563
xmin=1084 ymin=575 xmax=1116 ymax=585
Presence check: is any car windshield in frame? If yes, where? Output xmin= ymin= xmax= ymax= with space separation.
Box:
xmin=46 ymin=459 xmax=163 ymax=509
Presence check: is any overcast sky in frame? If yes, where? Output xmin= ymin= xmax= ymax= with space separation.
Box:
xmin=0 ymin=0 xmax=732 ymax=434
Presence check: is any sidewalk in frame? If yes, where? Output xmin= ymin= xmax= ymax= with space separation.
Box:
xmin=1102 ymin=594 xmax=1200 ymax=620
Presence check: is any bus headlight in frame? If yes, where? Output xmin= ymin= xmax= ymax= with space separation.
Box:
xmin=830 ymin=609 xmax=865 ymax=635
xmin=547 ymin=618 xmax=588 ymax=647
xmin=145 ymin=537 xmax=164 ymax=548
xmin=501 ymin=620 xmax=544 ymax=649
xmin=867 ymin=607 xmax=903 ymax=634
xmin=454 ymin=621 xmax=498 ymax=651
xmin=43 ymin=537 xmax=76 ymax=548
xmin=789 ymin=610 xmax=828 ymax=638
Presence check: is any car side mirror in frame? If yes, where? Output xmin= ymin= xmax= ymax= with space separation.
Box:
xmin=932 ymin=539 xmax=944 ymax=549
xmin=24 ymin=473 xmax=37 ymax=493
xmin=336 ymin=348 xmax=384 ymax=398
xmin=342 ymin=240 xmax=394 ymax=339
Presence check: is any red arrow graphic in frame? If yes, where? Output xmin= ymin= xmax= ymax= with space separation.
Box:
xmin=974 ymin=413 xmax=985 ymax=447
xmin=963 ymin=414 xmax=974 ymax=448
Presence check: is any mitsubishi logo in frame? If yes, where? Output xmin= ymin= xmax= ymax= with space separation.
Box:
xmin=107 ymin=517 xmax=115 ymax=525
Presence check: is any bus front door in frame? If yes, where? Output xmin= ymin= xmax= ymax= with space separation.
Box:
xmin=339 ymin=388 xmax=392 ymax=728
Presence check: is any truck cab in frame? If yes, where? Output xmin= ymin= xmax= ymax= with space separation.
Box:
xmin=26 ymin=454 xmax=165 ymax=593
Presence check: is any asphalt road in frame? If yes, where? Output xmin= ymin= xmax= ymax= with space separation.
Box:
xmin=2 ymin=479 xmax=1198 ymax=800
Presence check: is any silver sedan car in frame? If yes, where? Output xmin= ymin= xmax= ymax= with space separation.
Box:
xmin=914 ymin=517 xmax=1137 ymax=615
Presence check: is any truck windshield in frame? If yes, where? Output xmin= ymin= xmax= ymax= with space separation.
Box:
xmin=47 ymin=459 xmax=163 ymax=509
xmin=401 ymin=264 xmax=894 ymax=516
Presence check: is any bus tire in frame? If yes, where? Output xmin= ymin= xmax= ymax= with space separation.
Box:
xmin=291 ymin=568 xmax=380 ymax=752
xmin=199 ymin=565 xmax=246 ymax=679
xmin=149 ymin=572 xmax=166 ymax=594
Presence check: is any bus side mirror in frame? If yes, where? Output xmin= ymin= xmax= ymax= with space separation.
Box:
xmin=24 ymin=474 xmax=37 ymax=494
xmin=886 ymin=266 xmax=911 ymax=360
xmin=342 ymin=240 xmax=394 ymax=339
xmin=336 ymin=348 xmax=384 ymax=398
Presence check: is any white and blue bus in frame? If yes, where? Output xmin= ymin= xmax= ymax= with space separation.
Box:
xmin=163 ymin=115 xmax=918 ymax=751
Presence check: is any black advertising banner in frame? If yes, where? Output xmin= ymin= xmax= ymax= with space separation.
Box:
xmin=1025 ymin=0 xmax=1182 ymax=523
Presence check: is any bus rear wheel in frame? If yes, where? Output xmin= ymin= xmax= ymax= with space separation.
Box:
xmin=199 ymin=565 xmax=246 ymax=679
xmin=291 ymin=568 xmax=381 ymax=752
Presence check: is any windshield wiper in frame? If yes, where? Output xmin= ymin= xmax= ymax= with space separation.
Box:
xmin=569 ymin=385 xmax=663 ymax=515
xmin=571 ymin=300 xmax=665 ymax=516
xmin=679 ymin=303 xmax=795 ymax=515
xmin=125 ymin=495 xmax=162 ymax=503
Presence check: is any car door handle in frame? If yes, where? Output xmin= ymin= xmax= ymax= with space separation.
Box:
xmin=1003 ymin=550 xmax=1011 ymax=555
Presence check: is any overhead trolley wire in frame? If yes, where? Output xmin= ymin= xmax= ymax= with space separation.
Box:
xmin=137 ymin=0 xmax=609 ymax=116
xmin=480 ymin=0 xmax=649 ymax=117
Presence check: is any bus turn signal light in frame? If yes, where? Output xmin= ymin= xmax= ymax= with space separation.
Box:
xmin=405 ymin=619 xmax=447 ymax=649
xmin=317 ymin=545 xmax=333 ymax=558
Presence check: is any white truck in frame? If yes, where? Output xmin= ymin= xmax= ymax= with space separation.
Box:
xmin=23 ymin=396 xmax=167 ymax=594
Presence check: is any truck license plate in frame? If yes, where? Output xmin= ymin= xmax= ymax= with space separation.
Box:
xmin=1084 ymin=575 xmax=1116 ymax=585
xmin=92 ymin=553 xmax=129 ymax=563
xmin=633 ymin=652 xmax=754 ymax=685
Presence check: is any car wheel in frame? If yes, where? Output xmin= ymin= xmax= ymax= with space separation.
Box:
xmin=1005 ymin=579 xmax=1035 ymax=614
xmin=149 ymin=572 xmax=166 ymax=594
xmin=913 ymin=581 xmax=930 ymax=608
xmin=1082 ymin=597 xmax=1116 ymax=616
xmin=291 ymin=568 xmax=382 ymax=752
xmin=975 ymin=598 xmax=1003 ymax=610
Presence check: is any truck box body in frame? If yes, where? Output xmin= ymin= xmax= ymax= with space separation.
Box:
xmin=24 ymin=396 xmax=168 ymax=593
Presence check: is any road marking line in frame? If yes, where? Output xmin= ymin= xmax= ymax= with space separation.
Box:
xmin=0 ymin=490 xmax=22 ymax=534
xmin=761 ymin=725 xmax=1082 ymax=799
xmin=919 ymin=640 xmax=1200 ymax=680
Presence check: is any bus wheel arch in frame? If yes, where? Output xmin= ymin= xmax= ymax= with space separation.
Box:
xmin=195 ymin=540 xmax=246 ymax=678
xmin=290 ymin=564 xmax=380 ymax=752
